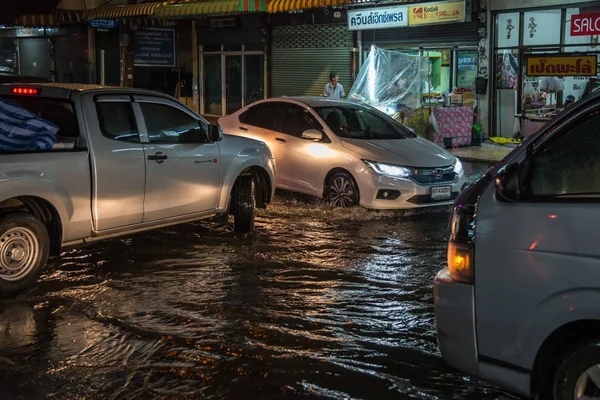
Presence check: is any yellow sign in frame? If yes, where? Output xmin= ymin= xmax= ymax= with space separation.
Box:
xmin=408 ymin=1 xmax=465 ymax=26
xmin=526 ymin=55 xmax=598 ymax=77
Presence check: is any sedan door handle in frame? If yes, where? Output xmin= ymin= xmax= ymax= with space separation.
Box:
xmin=239 ymin=126 xmax=248 ymax=132
xmin=148 ymin=152 xmax=168 ymax=164
xmin=275 ymin=137 xmax=287 ymax=143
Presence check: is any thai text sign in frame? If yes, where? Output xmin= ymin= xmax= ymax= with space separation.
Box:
xmin=134 ymin=29 xmax=175 ymax=67
xmin=526 ymin=55 xmax=597 ymax=77
xmin=408 ymin=1 xmax=465 ymax=26
xmin=571 ymin=13 xmax=600 ymax=36
xmin=348 ymin=5 xmax=408 ymax=31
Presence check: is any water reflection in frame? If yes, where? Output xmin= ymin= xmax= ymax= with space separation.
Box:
xmin=0 ymin=162 xmax=514 ymax=399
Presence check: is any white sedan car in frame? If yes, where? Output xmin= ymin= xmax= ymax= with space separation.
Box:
xmin=219 ymin=97 xmax=467 ymax=209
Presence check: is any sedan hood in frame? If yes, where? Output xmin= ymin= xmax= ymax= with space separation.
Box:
xmin=340 ymin=137 xmax=456 ymax=168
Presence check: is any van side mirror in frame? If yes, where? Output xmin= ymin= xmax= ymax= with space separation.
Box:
xmin=207 ymin=124 xmax=223 ymax=142
xmin=495 ymin=162 xmax=521 ymax=202
xmin=301 ymin=129 xmax=323 ymax=141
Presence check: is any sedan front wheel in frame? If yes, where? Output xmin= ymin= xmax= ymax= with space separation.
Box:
xmin=326 ymin=172 xmax=359 ymax=208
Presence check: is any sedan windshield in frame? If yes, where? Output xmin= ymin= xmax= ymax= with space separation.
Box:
xmin=314 ymin=106 xmax=415 ymax=140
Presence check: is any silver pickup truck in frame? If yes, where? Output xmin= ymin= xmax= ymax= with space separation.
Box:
xmin=0 ymin=83 xmax=276 ymax=295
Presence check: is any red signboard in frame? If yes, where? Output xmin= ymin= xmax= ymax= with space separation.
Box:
xmin=571 ymin=13 xmax=600 ymax=36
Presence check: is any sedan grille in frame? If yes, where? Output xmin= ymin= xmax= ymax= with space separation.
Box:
xmin=409 ymin=166 xmax=455 ymax=184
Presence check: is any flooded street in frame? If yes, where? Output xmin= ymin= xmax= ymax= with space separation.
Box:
xmin=0 ymin=162 xmax=516 ymax=400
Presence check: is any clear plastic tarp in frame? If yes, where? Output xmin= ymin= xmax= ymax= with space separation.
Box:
xmin=348 ymin=46 xmax=429 ymax=113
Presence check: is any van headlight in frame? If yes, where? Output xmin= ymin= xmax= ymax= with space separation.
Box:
xmin=363 ymin=160 xmax=413 ymax=177
xmin=454 ymin=159 xmax=463 ymax=175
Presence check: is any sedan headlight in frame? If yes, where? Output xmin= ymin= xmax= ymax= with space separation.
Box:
xmin=454 ymin=159 xmax=464 ymax=175
xmin=363 ymin=160 xmax=413 ymax=177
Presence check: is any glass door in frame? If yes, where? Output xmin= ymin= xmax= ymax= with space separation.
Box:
xmin=203 ymin=54 xmax=222 ymax=115
xmin=244 ymin=54 xmax=263 ymax=105
xmin=225 ymin=55 xmax=242 ymax=115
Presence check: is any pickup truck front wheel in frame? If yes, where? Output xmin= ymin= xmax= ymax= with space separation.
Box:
xmin=232 ymin=176 xmax=255 ymax=233
xmin=0 ymin=213 xmax=49 ymax=295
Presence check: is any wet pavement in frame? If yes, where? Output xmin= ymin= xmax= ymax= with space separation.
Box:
xmin=0 ymin=162 xmax=518 ymax=400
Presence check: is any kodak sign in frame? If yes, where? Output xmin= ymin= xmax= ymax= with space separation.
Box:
xmin=408 ymin=1 xmax=465 ymax=26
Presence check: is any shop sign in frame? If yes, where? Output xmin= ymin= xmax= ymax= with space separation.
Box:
xmin=134 ymin=29 xmax=175 ymax=68
xmin=347 ymin=5 xmax=408 ymax=31
xmin=526 ymin=55 xmax=597 ymax=77
xmin=16 ymin=28 xmax=45 ymax=37
xmin=87 ymin=19 xmax=118 ymax=30
xmin=571 ymin=13 xmax=600 ymax=36
xmin=408 ymin=0 xmax=465 ymax=26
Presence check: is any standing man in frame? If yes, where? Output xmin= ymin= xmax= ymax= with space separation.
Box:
xmin=323 ymin=72 xmax=345 ymax=99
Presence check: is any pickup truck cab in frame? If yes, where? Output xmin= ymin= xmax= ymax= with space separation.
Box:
xmin=0 ymin=83 xmax=275 ymax=295
xmin=434 ymin=90 xmax=600 ymax=399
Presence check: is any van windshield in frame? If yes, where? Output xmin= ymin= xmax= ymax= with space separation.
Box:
xmin=314 ymin=105 xmax=415 ymax=140
xmin=0 ymin=96 xmax=79 ymax=152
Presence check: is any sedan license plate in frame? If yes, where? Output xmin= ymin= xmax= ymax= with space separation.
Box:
xmin=431 ymin=186 xmax=452 ymax=200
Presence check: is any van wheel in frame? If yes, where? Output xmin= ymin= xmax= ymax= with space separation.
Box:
xmin=326 ymin=171 xmax=359 ymax=208
xmin=0 ymin=213 xmax=49 ymax=295
xmin=232 ymin=176 xmax=255 ymax=233
xmin=552 ymin=340 xmax=600 ymax=400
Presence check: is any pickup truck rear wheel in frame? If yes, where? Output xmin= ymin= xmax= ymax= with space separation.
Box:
xmin=232 ymin=176 xmax=255 ymax=233
xmin=0 ymin=213 xmax=49 ymax=295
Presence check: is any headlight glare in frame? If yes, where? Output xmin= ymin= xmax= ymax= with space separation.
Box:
xmin=454 ymin=159 xmax=463 ymax=175
xmin=363 ymin=160 xmax=412 ymax=177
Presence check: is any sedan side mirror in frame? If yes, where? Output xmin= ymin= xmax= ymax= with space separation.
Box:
xmin=495 ymin=162 xmax=521 ymax=202
xmin=301 ymin=129 xmax=323 ymax=141
xmin=207 ymin=124 xmax=223 ymax=142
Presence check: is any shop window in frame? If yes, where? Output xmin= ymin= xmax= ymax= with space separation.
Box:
xmin=96 ymin=102 xmax=139 ymax=142
xmin=564 ymin=8 xmax=591 ymax=46
xmin=224 ymin=44 xmax=242 ymax=51
xmin=244 ymin=44 xmax=263 ymax=51
xmin=496 ymin=50 xmax=519 ymax=90
xmin=524 ymin=111 xmax=600 ymax=199
xmin=457 ymin=51 xmax=478 ymax=89
xmin=497 ymin=12 xmax=520 ymax=48
xmin=280 ymin=104 xmax=320 ymax=138
xmin=244 ymin=54 xmax=264 ymax=105
xmin=139 ymin=102 xmax=203 ymax=143
xmin=522 ymin=10 xmax=561 ymax=47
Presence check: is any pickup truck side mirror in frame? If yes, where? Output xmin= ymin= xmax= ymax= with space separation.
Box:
xmin=207 ymin=124 xmax=223 ymax=142
xmin=301 ymin=129 xmax=323 ymax=141
xmin=495 ymin=162 xmax=521 ymax=202
xmin=179 ymin=128 xmax=206 ymax=143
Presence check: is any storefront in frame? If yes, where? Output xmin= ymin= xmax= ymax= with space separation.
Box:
xmin=348 ymin=0 xmax=482 ymax=145
xmin=12 ymin=11 xmax=87 ymax=82
xmin=490 ymin=0 xmax=600 ymax=138
xmin=267 ymin=0 xmax=356 ymax=99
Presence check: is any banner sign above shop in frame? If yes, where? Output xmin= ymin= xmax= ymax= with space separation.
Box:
xmin=408 ymin=0 xmax=465 ymax=26
xmin=348 ymin=5 xmax=408 ymax=30
xmin=134 ymin=29 xmax=175 ymax=68
xmin=571 ymin=13 xmax=600 ymax=36
xmin=526 ymin=54 xmax=597 ymax=77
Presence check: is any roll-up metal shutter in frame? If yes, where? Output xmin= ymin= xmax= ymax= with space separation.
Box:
xmin=362 ymin=21 xmax=479 ymax=49
xmin=271 ymin=24 xmax=353 ymax=97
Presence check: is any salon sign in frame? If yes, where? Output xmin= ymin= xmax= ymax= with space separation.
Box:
xmin=526 ymin=55 xmax=598 ymax=77
xmin=347 ymin=5 xmax=408 ymax=31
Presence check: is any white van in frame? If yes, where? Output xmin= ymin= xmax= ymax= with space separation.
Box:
xmin=434 ymin=91 xmax=600 ymax=400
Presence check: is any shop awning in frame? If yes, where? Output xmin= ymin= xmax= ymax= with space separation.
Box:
xmin=83 ymin=1 xmax=173 ymax=20
xmin=16 ymin=10 xmax=83 ymax=27
xmin=155 ymin=0 xmax=266 ymax=18
xmin=267 ymin=0 xmax=348 ymax=12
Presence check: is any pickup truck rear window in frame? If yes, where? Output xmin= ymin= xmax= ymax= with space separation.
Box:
xmin=0 ymin=96 xmax=79 ymax=138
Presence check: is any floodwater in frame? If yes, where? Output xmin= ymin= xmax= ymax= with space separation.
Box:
xmin=0 ymin=162 xmax=518 ymax=400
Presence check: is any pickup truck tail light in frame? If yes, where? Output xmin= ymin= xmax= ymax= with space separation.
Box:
xmin=11 ymin=87 xmax=40 ymax=95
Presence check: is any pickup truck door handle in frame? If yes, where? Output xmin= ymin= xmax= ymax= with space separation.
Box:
xmin=148 ymin=152 xmax=168 ymax=163
xmin=275 ymin=137 xmax=287 ymax=143
xmin=239 ymin=126 xmax=248 ymax=132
